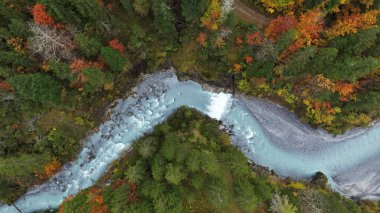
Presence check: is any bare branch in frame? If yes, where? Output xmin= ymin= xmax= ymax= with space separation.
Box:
xmin=28 ymin=23 xmax=76 ymax=61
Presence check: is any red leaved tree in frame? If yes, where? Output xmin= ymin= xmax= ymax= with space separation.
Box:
xmin=265 ymin=14 xmax=298 ymax=40
xmin=279 ymin=10 xmax=323 ymax=61
xmin=244 ymin=56 xmax=254 ymax=64
xmin=109 ymin=39 xmax=126 ymax=56
xmin=69 ymin=59 xmax=104 ymax=88
xmin=0 ymin=81 xmax=12 ymax=92
xmin=246 ymin=32 xmax=263 ymax=46
xmin=31 ymin=3 xmax=63 ymax=29
xmin=196 ymin=32 xmax=208 ymax=46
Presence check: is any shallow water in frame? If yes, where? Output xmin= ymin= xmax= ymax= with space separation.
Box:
xmin=1 ymin=71 xmax=380 ymax=212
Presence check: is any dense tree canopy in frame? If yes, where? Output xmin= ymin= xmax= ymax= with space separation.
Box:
xmin=0 ymin=0 xmax=380 ymax=211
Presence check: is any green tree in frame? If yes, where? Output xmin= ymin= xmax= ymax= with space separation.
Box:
xmin=8 ymin=18 xmax=29 ymax=37
xmin=8 ymin=73 xmax=61 ymax=105
xmin=181 ymin=0 xmax=210 ymax=24
xmin=133 ymin=0 xmax=151 ymax=16
xmin=186 ymin=149 xmax=202 ymax=172
xmin=201 ymin=150 xmax=219 ymax=175
xmin=234 ymin=178 xmax=258 ymax=212
xmin=328 ymin=27 xmax=380 ymax=56
xmin=151 ymin=0 xmax=178 ymax=44
xmin=324 ymin=56 xmax=380 ymax=82
xmin=126 ymin=160 xmax=146 ymax=184
xmin=270 ymin=193 xmax=297 ymax=213
xmin=100 ymin=47 xmax=129 ymax=72
xmin=154 ymin=191 xmax=183 ymax=213
xmin=274 ymin=29 xmax=297 ymax=54
xmin=224 ymin=147 xmax=250 ymax=177
xmin=285 ymin=46 xmax=317 ymax=76
xmin=0 ymin=153 xmax=50 ymax=188
xmin=82 ymin=67 xmax=107 ymax=93
xmin=165 ymin=164 xmax=186 ymax=185
xmin=69 ymin=0 xmax=107 ymax=22
xmin=152 ymin=155 xmax=166 ymax=180
xmin=34 ymin=127 xmax=78 ymax=162
xmin=161 ymin=133 xmax=179 ymax=161
xmin=137 ymin=137 xmax=157 ymax=159
xmin=0 ymin=51 xmax=30 ymax=68
xmin=205 ymin=177 xmax=229 ymax=209
xmin=128 ymin=24 xmax=146 ymax=50
xmin=305 ymin=48 xmax=338 ymax=74
xmin=74 ymin=33 xmax=103 ymax=58
xmin=48 ymin=60 xmax=73 ymax=81
xmin=0 ymin=66 xmax=13 ymax=78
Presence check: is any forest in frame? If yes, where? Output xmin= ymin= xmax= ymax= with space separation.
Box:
xmin=0 ymin=0 xmax=379 ymax=211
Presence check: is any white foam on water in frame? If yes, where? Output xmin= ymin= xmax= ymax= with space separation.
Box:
xmin=206 ymin=92 xmax=232 ymax=120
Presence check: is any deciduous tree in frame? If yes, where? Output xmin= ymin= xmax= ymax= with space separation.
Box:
xmin=31 ymin=3 xmax=62 ymax=29
xmin=200 ymin=0 xmax=222 ymax=30
xmin=265 ymin=14 xmax=298 ymax=40
xmin=327 ymin=10 xmax=380 ymax=37
xmin=109 ymin=38 xmax=126 ymax=56
xmin=28 ymin=23 xmax=75 ymax=60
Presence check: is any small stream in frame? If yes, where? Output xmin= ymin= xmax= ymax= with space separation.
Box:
xmin=1 ymin=71 xmax=380 ymax=212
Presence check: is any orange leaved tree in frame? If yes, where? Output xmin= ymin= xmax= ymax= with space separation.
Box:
xmin=265 ymin=14 xmax=298 ymax=40
xmin=31 ymin=3 xmax=62 ymax=29
xmin=327 ymin=10 xmax=380 ymax=37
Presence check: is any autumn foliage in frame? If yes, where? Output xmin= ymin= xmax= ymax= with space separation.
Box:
xmin=334 ymin=82 xmax=356 ymax=101
xmin=246 ymin=32 xmax=263 ymax=45
xmin=0 ymin=80 xmax=12 ymax=91
xmin=196 ymin=32 xmax=207 ymax=46
xmin=304 ymin=99 xmax=341 ymax=125
xmin=278 ymin=10 xmax=323 ymax=61
xmin=244 ymin=56 xmax=254 ymax=64
xmin=233 ymin=63 xmax=242 ymax=72
xmin=265 ymin=14 xmax=298 ymax=40
xmin=69 ymin=59 xmax=104 ymax=88
xmin=108 ymin=39 xmax=126 ymax=56
xmin=235 ymin=36 xmax=243 ymax=46
xmin=278 ymin=38 xmax=304 ymax=61
xmin=44 ymin=157 xmax=62 ymax=177
xmin=296 ymin=10 xmax=324 ymax=45
xmin=87 ymin=188 xmax=109 ymax=213
xmin=31 ymin=3 xmax=62 ymax=29
xmin=200 ymin=0 xmax=222 ymax=30
xmin=327 ymin=10 xmax=380 ymax=37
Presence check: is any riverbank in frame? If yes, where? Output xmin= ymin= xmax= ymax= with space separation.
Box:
xmin=176 ymin=68 xmax=380 ymax=200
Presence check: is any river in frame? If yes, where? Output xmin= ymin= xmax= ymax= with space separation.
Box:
xmin=1 ymin=71 xmax=379 ymax=212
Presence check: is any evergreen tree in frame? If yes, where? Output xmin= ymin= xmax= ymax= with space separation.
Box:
xmin=181 ymin=0 xmax=209 ymax=24
xmin=137 ymin=137 xmax=157 ymax=159
xmin=126 ymin=160 xmax=146 ymax=184
xmin=133 ymin=0 xmax=151 ymax=16
xmin=8 ymin=73 xmax=61 ymax=105
xmin=82 ymin=67 xmax=106 ymax=93
xmin=165 ymin=163 xmax=186 ymax=185
xmin=100 ymin=47 xmax=129 ymax=72
xmin=74 ymin=33 xmax=103 ymax=58
xmin=151 ymin=0 xmax=178 ymax=44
